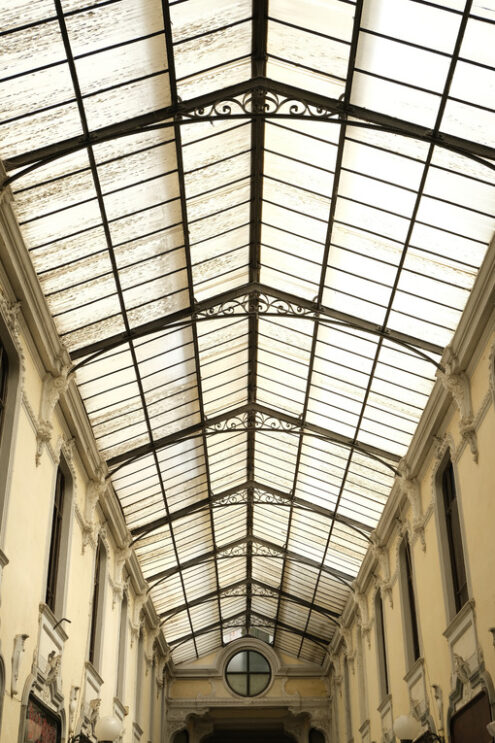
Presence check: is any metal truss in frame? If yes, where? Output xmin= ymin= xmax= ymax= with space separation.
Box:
xmin=130 ymin=479 xmax=374 ymax=544
xmin=106 ymin=401 xmax=401 ymax=475
xmin=160 ymin=578 xmax=339 ymax=623
xmin=147 ymin=535 xmax=356 ymax=589
xmin=167 ymin=610 xmax=330 ymax=651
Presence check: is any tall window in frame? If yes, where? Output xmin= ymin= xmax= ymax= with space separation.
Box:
xmin=135 ymin=627 xmax=144 ymax=723
xmin=116 ymin=593 xmax=128 ymax=700
xmin=344 ymin=655 xmax=353 ymax=741
xmin=400 ymin=538 xmax=420 ymax=667
xmin=375 ymin=592 xmax=389 ymax=699
xmin=45 ymin=467 xmax=65 ymax=613
xmin=0 ymin=342 xmax=8 ymax=441
xmin=89 ymin=539 xmax=106 ymax=669
xmin=442 ymin=459 xmax=468 ymax=614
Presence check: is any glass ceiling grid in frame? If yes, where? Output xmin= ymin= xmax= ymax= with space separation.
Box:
xmin=162 ymin=0 xmax=232 ymax=655
xmin=293 ymin=0 xmax=475 ymax=654
xmin=268 ymin=0 xmax=364 ymax=653
xmin=1 ymin=0 xmax=494 ymax=665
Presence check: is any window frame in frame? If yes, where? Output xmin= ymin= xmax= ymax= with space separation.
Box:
xmin=0 ymin=321 xmax=22 ymax=548
xmin=224 ymin=649 xmax=271 ymax=697
xmin=44 ymin=459 xmax=73 ymax=618
xmin=399 ymin=537 xmax=421 ymax=670
xmin=375 ymin=590 xmax=390 ymax=701
xmin=116 ymin=592 xmax=128 ymax=701
xmin=435 ymin=454 xmax=470 ymax=621
xmin=88 ymin=537 xmax=107 ymax=671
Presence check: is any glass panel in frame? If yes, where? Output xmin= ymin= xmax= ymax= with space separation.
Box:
xmin=227 ymin=673 xmax=248 ymax=695
xmin=249 ymin=673 xmax=270 ymax=695
xmin=249 ymin=651 xmax=270 ymax=672
xmin=226 ymin=651 xmax=248 ymax=672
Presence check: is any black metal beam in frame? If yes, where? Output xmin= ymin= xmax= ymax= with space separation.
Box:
xmin=147 ymin=535 xmax=355 ymax=587
xmin=130 ymin=479 xmax=374 ymax=541
xmin=107 ymin=401 xmax=400 ymax=477
xmin=167 ymin=609 xmax=331 ymax=651
xmin=5 ymin=75 xmax=495 ymax=178
xmin=160 ymin=0 xmax=225 ymax=656
xmin=160 ymin=578 xmax=339 ymax=622
xmin=246 ymin=0 xmax=268 ymax=638
xmin=69 ymin=279 xmax=443 ymax=363
xmin=275 ymin=0 xmax=365 ymax=656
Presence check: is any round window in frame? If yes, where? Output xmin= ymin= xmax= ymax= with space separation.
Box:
xmin=225 ymin=649 xmax=271 ymax=696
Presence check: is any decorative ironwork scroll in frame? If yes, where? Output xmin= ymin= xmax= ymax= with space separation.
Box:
xmin=193 ymin=292 xmax=315 ymax=321
xmin=179 ymin=87 xmax=341 ymax=122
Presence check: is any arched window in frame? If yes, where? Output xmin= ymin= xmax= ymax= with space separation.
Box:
xmin=441 ymin=458 xmax=468 ymax=615
xmin=89 ymin=538 xmax=107 ymax=670
xmin=399 ymin=538 xmax=420 ymax=668
xmin=45 ymin=460 xmax=72 ymax=617
xmin=375 ymin=592 xmax=389 ymax=700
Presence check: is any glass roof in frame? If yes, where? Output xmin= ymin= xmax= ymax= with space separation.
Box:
xmin=1 ymin=0 xmax=494 ymax=665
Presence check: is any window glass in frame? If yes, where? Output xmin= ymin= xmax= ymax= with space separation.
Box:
xmin=225 ymin=650 xmax=271 ymax=696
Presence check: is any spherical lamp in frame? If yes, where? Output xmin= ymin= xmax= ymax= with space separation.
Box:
xmin=487 ymin=720 xmax=495 ymax=737
xmin=94 ymin=716 xmax=122 ymax=742
xmin=393 ymin=714 xmax=422 ymax=742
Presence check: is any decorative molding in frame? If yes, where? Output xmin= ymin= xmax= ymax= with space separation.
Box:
xmin=193 ymin=291 xmax=315 ymax=320
xmin=11 ymin=633 xmax=28 ymax=695
xmin=397 ymin=461 xmax=425 ymax=551
xmin=68 ymin=685 xmax=80 ymax=737
xmin=206 ymin=409 xmax=300 ymax=436
xmin=180 ymin=86 xmax=340 ymax=123
xmin=437 ymin=345 xmax=478 ymax=462
xmin=37 ymin=349 xmax=71 ymax=466
xmin=369 ymin=532 xmax=393 ymax=609
xmin=0 ymin=285 xmax=25 ymax=385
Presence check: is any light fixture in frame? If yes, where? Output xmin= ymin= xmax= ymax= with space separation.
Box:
xmin=69 ymin=716 xmax=121 ymax=743
xmin=393 ymin=714 xmax=422 ymax=743
xmin=487 ymin=720 xmax=495 ymax=736
xmin=94 ymin=715 xmax=122 ymax=742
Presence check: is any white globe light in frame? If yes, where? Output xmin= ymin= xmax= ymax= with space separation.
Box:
xmin=393 ymin=714 xmax=422 ymax=740
xmin=487 ymin=721 xmax=495 ymax=736
xmin=94 ymin=715 xmax=122 ymax=742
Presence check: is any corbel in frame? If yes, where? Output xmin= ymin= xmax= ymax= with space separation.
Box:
xmin=437 ymin=345 xmax=478 ymax=462
xmin=11 ymin=633 xmax=28 ymax=695
xmin=37 ymin=348 xmax=71 ymax=465
xmin=397 ymin=460 xmax=425 ymax=551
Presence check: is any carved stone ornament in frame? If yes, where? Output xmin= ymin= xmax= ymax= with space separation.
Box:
xmin=69 ymin=686 xmax=80 ymax=737
xmin=111 ymin=534 xmax=132 ymax=608
xmin=11 ymin=633 xmax=28 ymax=695
xmin=437 ymin=345 xmax=478 ymax=462
xmin=370 ymin=531 xmax=393 ymax=608
xmin=45 ymin=651 xmax=61 ymax=685
xmin=354 ymin=591 xmax=371 ymax=647
xmin=432 ymin=684 xmax=444 ymax=732
xmin=130 ymin=592 xmax=147 ymax=646
xmin=397 ymin=460 xmax=426 ymax=551
xmin=453 ymin=653 xmax=471 ymax=686
xmin=81 ymin=697 xmax=101 ymax=737
xmin=36 ymin=348 xmax=71 ymax=465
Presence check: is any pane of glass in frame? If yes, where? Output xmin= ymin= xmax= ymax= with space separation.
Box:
xmin=249 ymin=673 xmax=270 ymax=695
xmin=227 ymin=673 xmax=248 ymax=695
xmin=248 ymin=651 xmax=269 ymax=672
